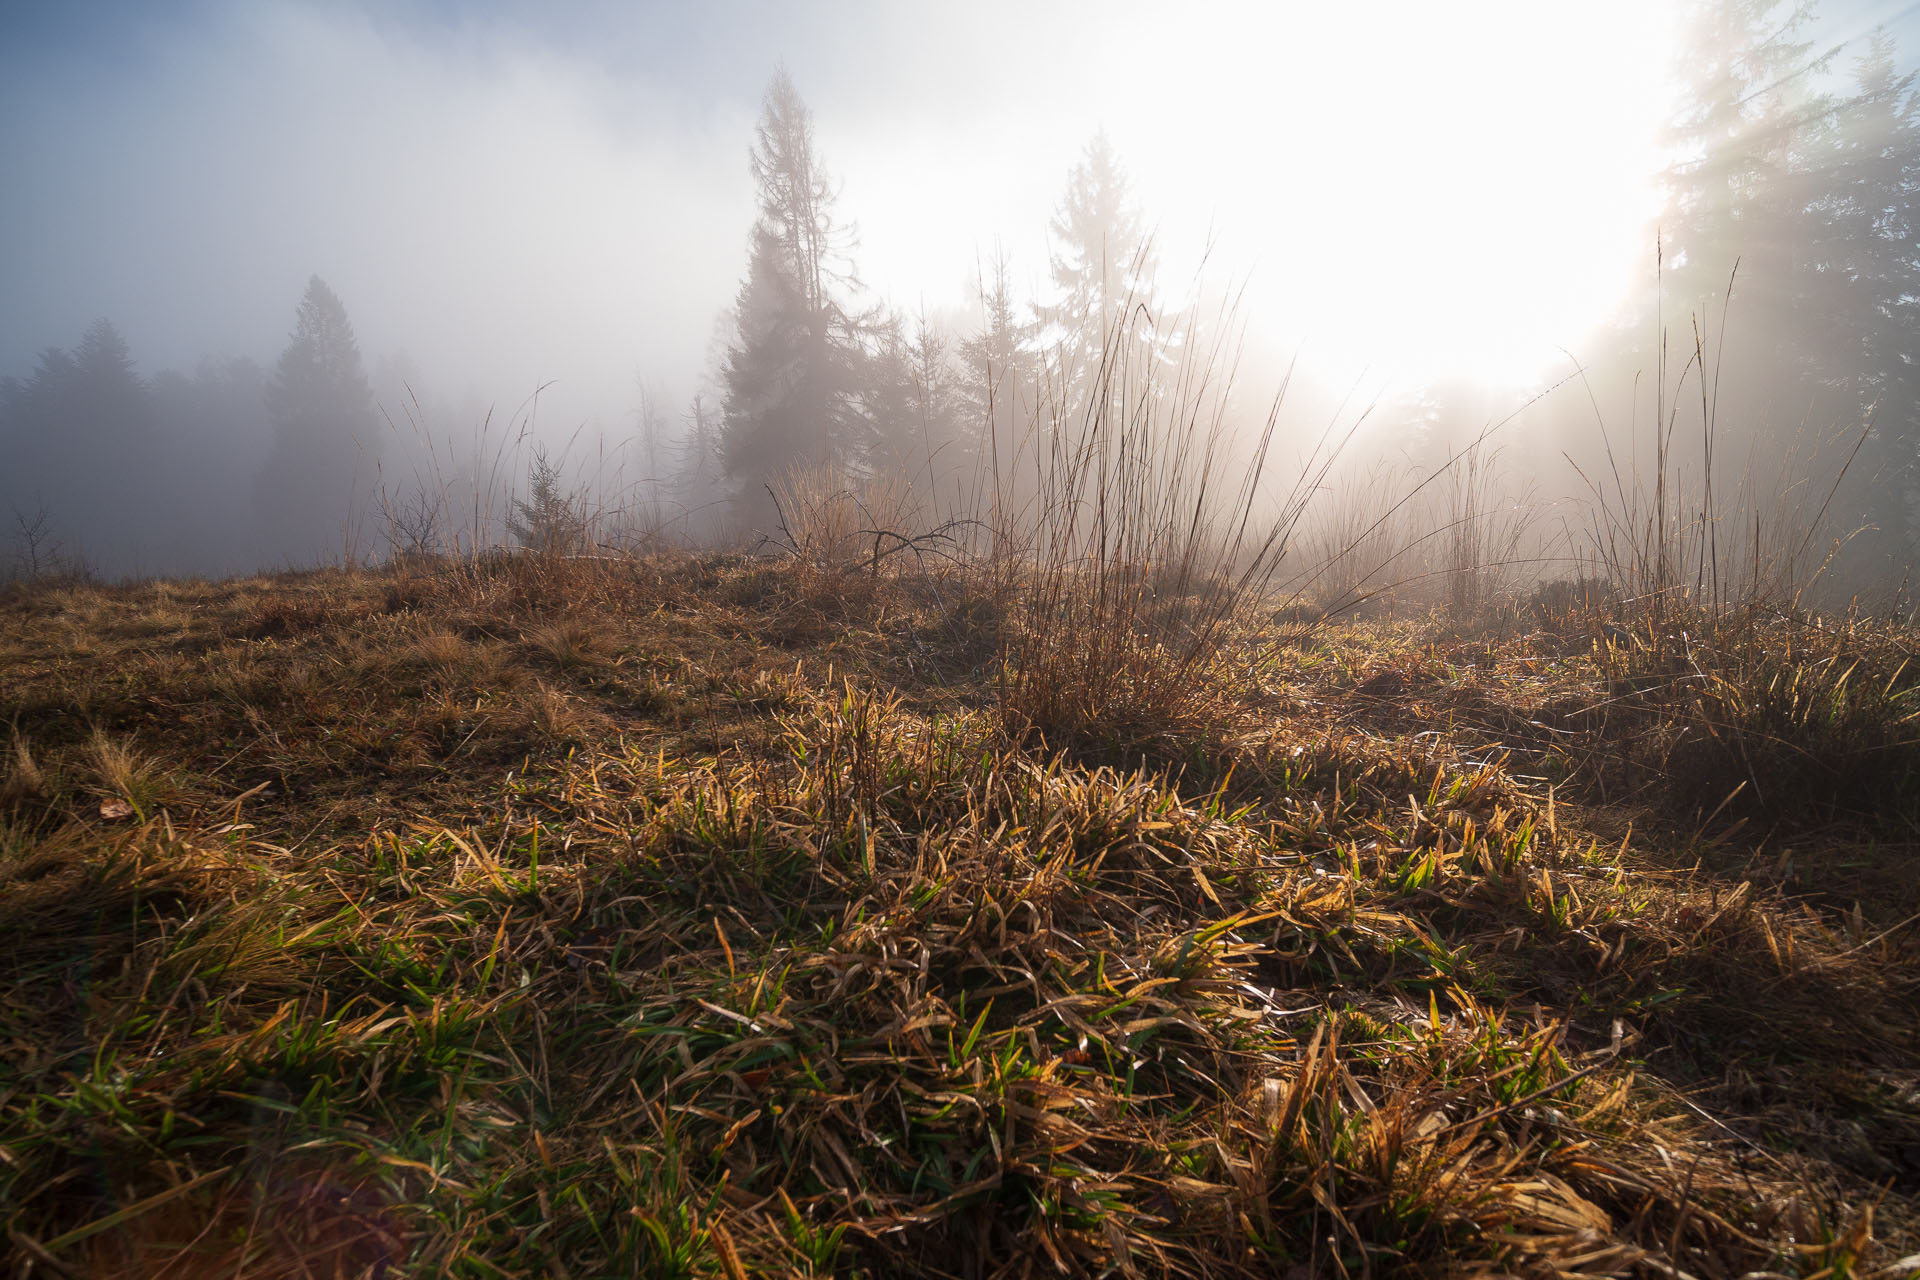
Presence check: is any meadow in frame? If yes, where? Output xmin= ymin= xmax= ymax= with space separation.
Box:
xmin=3 ymin=507 xmax=1918 ymax=1276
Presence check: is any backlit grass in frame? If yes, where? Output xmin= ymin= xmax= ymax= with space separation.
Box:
xmin=2 ymin=552 xmax=1916 ymax=1277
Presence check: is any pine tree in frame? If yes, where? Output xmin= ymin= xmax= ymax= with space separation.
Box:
xmin=0 ymin=319 xmax=154 ymax=577
xmin=253 ymin=276 xmax=378 ymax=564
xmin=1033 ymin=132 xmax=1159 ymax=415
xmin=1646 ymin=3 xmax=1920 ymax=585
xmin=508 ymin=446 xmax=584 ymax=553
xmin=1815 ymin=35 xmax=1920 ymax=572
xmin=721 ymin=69 xmax=869 ymax=529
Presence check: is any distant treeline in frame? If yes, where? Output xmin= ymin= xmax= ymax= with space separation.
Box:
xmin=3 ymin=0 xmax=1917 ymax=589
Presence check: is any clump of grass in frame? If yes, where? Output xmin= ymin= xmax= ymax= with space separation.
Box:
xmin=1530 ymin=574 xmax=1617 ymax=632
xmin=88 ymin=730 xmax=174 ymax=820
xmin=524 ymin=618 xmax=601 ymax=671
xmin=992 ymin=293 xmax=1327 ymax=753
xmin=765 ymin=461 xmax=926 ymax=573
xmin=405 ymin=625 xmax=471 ymax=672
xmin=2 ymin=727 xmax=44 ymax=808
xmin=1593 ymin=605 xmax=1920 ymax=822
xmin=528 ymin=679 xmax=589 ymax=742
xmin=1563 ymin=282 xmax=1916 ymax=824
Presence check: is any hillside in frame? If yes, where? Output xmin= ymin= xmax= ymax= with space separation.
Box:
xmin=3 ymin=551 xmax=1918 ymax=1277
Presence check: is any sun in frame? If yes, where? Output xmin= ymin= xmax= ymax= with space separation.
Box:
xmin=1106 ymin=1 xmax=1677 ymax=391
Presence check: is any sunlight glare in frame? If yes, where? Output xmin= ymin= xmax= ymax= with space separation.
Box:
xmin=1110 ymin=2 xmax=1677 ymax=390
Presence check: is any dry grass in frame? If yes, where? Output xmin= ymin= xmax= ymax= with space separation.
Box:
xmin=989 ymin=292 xmax=1319 ymax=757
xmin=1292 ymin=459 xmax=1422 ymax=616
xmin=1 ymin=550 xmax=1917 ymax=1278
xmin=1553 ymin=598 xmax=1920 ymax=824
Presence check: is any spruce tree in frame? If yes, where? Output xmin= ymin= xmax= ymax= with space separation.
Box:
xmin=960 ymin=247 xmax=1038 ymax=482
xmin=1817 ymin=36 xmax=1920 ymax=573
xmin=508 ymin=446 xmax=584 ymax=554
xmin=0 ymin=319 xmax=154 ymax=577
xmin=253 ymin=276 xmax=378 ymax=564
xmin=1606 ymin=1 xmax=1920 ymax=594
xmin=864 ymin=308 xmax=963 ymax=495
xmin=1033 ymin=132 xmax=1160 ymax=416
xmin=721 ymin=69 xmax=868 ymax=529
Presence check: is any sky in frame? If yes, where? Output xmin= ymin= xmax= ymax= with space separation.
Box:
xmin=3 ymin=0 xmax=1916 ymax=445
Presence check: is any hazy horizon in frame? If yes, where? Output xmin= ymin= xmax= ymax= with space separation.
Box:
xmin=9 ymin=0 xmax=1850 ymax=408
xmin=4 ymin=0 xmax=1919 ymax=585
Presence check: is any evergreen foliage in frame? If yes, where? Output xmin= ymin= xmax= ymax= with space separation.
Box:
xmin=959 ymin=248 xmax=1040 ymax=544
xmin=721 ymin=69 xmax=870 ymax=528
xmin=671 ymin=391 xmax=730 ymax=543
xmin=0 ymin=320 xmax=153 ymax=576
xmin=1664 ymin=3 xmax=1919 ymax=548
xmin=865 ymin=309 xmax=966 ymax=498
xmin=1033 ymin=132 xmax=1161 ymax=413
xmin=253 ymin=276 xmax=378 ymax=564
xmin=508 ymin=446 xmax=586 ymax=553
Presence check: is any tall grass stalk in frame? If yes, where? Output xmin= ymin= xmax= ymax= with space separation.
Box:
xmin=1569 ymin=254 xmax=1868 ymax=621
xmin=1560 ymin=255 xmax=1912 ymax=821
xmin=992 ymin=287 xmax=1343 ymax=748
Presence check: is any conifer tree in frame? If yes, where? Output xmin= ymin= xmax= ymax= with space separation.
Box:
xmin=0 ymin=319 xmax=154 ymax=576
xmin=674 ymin=390 xmax=729 ymax=542
xmin=1815 ymin=35 xmax=1920 ymax=571
xmin=721 ymin=69 xmax=868 ymax=528
xmin=1033 ymin=132 xmax=1159 ymax=414
xmin=1646 ymin=2 xmax=1920 ymax=583
xmin=865 ymin=308 xmax=964 ymax=496
xmin=959 ymin=248 xmax=1039 ymax=543
xmin=253 ymin=276 xmax=378 ymax=563
xmin=508 ymin=446 xmax=584 ymax=553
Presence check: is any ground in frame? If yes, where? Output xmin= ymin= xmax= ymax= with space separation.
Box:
xmin=2 ymin=551 xmax=1917 ymax=1278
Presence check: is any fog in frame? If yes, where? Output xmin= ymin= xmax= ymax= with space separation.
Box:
xmin=3 ymin=0 xmax=1917 ymax=591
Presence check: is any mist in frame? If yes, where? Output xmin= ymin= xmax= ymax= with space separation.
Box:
xmin=3 ymin=0 xmax=1917 ymax=594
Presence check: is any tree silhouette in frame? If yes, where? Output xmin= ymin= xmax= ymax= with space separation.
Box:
xmin=1814 ymin=36 xmax=1920 ymax=572
xmin=1586 ymin=0 xmax=1920 ymax=592
xmin=960 ymin=246 xmax=1039 ymax=544
xmin=253 ymin=276 xmax=378 ymax=564
xmin=673 ymin=390 xmax=729 ymax=543
xmin=148 ymin=356 xmax=269 ymax=576
xmin=721 ymin=69 xmax=870 ymax=529
xmin=1034 ymin=132 xmax=1160 ymax=415
xmin=508 ymin=446 xmax=585 ymax=553
xmin=864 ymin=308 xmax=964 ymax=497
xmin=0 ymin=319 xmax=154 ymax=576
